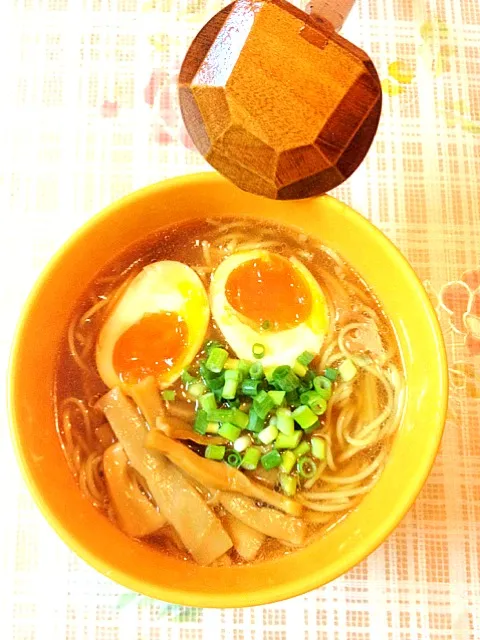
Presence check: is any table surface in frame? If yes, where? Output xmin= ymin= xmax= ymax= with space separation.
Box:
xmin=1 ymin=1 xmax=479 ymax=639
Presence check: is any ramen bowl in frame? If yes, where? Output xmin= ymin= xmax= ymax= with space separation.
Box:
xmin=9 ymin=173 xmax=447 ymax=607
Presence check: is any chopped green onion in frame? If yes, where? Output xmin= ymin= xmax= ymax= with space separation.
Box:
xmin=224 ymin=397 xmax=241 ymax=409
xmin=276 ymin=407 xmax=295 ymax=435
xmin=224 ymin=368 xmax=240 ymax=381
xmin=272 ymin=366 xmax=301 ymax=392
xmin=193 ymin=410 xmax=208 ymax=434
xmin=324 ymin=367 xmax=338 ymax=382
xmin=313 ymin=375 xmax=332 ymax=399
xmin=297 ymin=456 xmax=318 ymax=479
xmin=299 ymin=390 xmax=317 ymax=405
xmin=300 ymin=391 xmax=328 ymax=415
xmin=232 ymin=409 xmax=249 ymax=429
xmin=207 ymin=408 xmax=235 ymax=423
xmin=280 ymin=451 xmax=297 ymax=473
xmin=338 ymin=359 xmax=357 ymax=382
xmin=204 ymin=340 xmax=224 ymax=355
xmin=310 ymin=386 xmax=330 ymax=401
xmin=275 ymin=431 xmax=302 ymax=449
xmin=258 ymin=424 xmax=279 ymax=445
xmin=297 ymin=351 xmax=316 ymax=366
xmin=205 ymin=444 xmax=226 ymax=461
xmin=188 ymin=382 xmax=207 ymax=399
xmin=241 ymin=446 xmax=262 ymax=470
xmin=292 ymin=360 xmax=308 ymax=377
xmin=225 ymin=449 xmax=242 ymax=468
xmin=206 ymin=421 xmax=220 ymax=434
xmin=199 ymin=392 xmax=217 ymax=412
xmin=310 ymin=396 xmax=327 ymax=415
xmin=293 ymin=441 xmax=311 ymax=458
xmin=268 ymin=415 xmax=277 ymax=427
xmin=303 ymin=369 xmax=316 ymax=389
xmin=280 ymin=473 xmax=297 ymax=496
xmin=260 ymin=449 xmax=282 ymax=470
xmin=311 ymin=437 xmax=327 ymax=460
xmin=205 ymin=347 xmax=229 ymax=373
xmin=292 ymin=405 xmax=318 ymax=430
xmin=264 ymin=365 xmax=276 ymax=383
xmin=268 ymin=390 xmax=285 ymax=406
xmin=181 ymin=369 xmax=196 ymax=384
xmin=252 ymin=343 xmax=265 ymax=359
xmin=205 ymin=374 xmax=225 ymax=392
xmin=242 ymin=378 xmax=260 ymax=396
xmin=200 ymin=361 xmax=227 ymax=382
xmin=253 ymin=390 xmax=275 ymax=419
xmin=285 ymin=389 xmax=301 ymax=407
xmin=238 ymin=360 xmax=251 ymax=379
xmin=249 ymin=361 xmax=264 ymax=380
xmin=247 ymin=408 xmax=265 ymax=433
xmin=297 ymin=382 xmax=311 ymax=397
xmin=224 ymin=358 xmax=240 ymax=370
xmin=218 ymin=422 xmax=242 ymax=441
xmin=261 ymin=320 xmax=271 ymax=330
xmin=209 ymin=408 xmax=249 ymax=429
xmin=161 ymin=390 xmax=176 ymax=402
xmin=222 ymin=377 xmax=239 ymax=400
xmin=199 ymin=361 xmax=215 ymax=380
xmin=233 ymin=435 xmax=251 ymax=452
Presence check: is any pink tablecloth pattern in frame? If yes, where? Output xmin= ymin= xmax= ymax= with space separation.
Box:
xmin=0 ymin=0 xmax=479 ymax=638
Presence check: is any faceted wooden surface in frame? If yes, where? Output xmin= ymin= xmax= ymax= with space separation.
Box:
xmin=179 ymin=0 xmax=382 ymax=200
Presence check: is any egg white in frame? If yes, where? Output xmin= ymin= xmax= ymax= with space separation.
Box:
xmin=96 ymin=261 xmax=210 ymax=389
xmin=210 ymin=250 xmax=329 ymax=367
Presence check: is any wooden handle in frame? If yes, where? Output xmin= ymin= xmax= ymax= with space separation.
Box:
xmin=306 ymin=0 xmax=356 ymax=31
xmin=179 ymin=0 xmax=381 ymax=200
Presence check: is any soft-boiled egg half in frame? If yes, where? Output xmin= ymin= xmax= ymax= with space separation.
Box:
xmin=210 ymin=250 xmax=329 ymax=367
xmin=96 ymin=261 xmax=210 ymax=389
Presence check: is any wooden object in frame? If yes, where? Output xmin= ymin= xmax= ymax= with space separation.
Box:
xmin=179 ymin=0 xmax=381 ymax=200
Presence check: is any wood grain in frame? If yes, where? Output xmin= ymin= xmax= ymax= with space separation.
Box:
xmin=179 ymin=0 xmax=382 ymax=200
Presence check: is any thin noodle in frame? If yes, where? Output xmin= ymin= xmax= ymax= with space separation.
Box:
xmin=78 ymin=452 xmax=106 ymax=505
xmin=319 ymin=341 xmax=337 ymax=371
xmin=300 ymin=474 xmax=381 ymax=501
xmin=61 ymin=398 xmax=93 ymax=444
xmin=335 ymin=404 xmax=355 ymax=448
xmin=297 ymin=498 xmax=352 ymax=512
xmin=323 ymin=433 xmax=336 ymax=471
xmin=346 ymin=368 xmax=394 ymax=442
xmin=234 ymin=240 xmax=280 ymax=252
xmin=68 ymin=316 xmax=92 ymax=373
xmin=303 ymin=461 xmax=327 ymax=490
xmin=321 ymin=450 xmax=386 ymax=485
xmin=315 ymin=243 xmax=346 ymax=270
xmin=79 ymin=297 xmax=109 ymax=325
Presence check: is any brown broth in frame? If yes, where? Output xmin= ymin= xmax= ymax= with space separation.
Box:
xmin=54 ymin=217 xmax=403 ymax=566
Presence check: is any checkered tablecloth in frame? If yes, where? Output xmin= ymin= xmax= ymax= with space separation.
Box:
xmin=0 ymin=1 xmax=479 ymax=638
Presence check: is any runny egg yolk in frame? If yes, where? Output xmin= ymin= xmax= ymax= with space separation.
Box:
xmin=112 ymin=312 xmax=188 ymax=384
xmin=225 ymin=254 xmax=312 ymax=330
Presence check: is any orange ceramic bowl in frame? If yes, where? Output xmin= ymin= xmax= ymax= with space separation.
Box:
xmin=9 ymin=173 xmax=447 ymax=607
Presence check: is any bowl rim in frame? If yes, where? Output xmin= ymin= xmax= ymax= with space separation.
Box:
xmin=8 ymin=172 xmax=448 ymax=607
